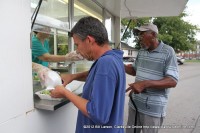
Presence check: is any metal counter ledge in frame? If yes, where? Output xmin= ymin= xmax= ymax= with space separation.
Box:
xmin=34 ymin=83 xmax=84 ymax=111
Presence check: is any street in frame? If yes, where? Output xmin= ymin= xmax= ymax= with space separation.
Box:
xmin=124 ymin=62 xmax=200 ymax=133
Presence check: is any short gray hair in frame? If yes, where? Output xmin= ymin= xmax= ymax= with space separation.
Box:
xmin=71 ymin=16 xmax=108 ymax=46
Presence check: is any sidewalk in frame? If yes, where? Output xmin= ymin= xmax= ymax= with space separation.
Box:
xmin=192 ymin=116 xmax=200 ymax=133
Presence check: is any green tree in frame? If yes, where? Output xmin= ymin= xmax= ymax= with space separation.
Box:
xmin=57 ymin=45 xmax=68 ymax=55
xmin=57 ymin=35 xmax=68 ymax=55
xmin=121 ymin=12 xmax=199 ymax=52
xmin=48 ymin=35 xmax=68 ymax=55
xmin=154 ymin=13 xmax=198 ymax=52
xmin=121 ymin=18 xmax=150 ymax=41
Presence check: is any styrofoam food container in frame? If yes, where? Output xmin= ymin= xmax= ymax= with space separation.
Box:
xmin=35 ymin=80 xmax=84 ymax=101
xmin=44 ymin=71 xmax=62 ymax=90
xmin=35 ymin=90 xmax=63 ymax=101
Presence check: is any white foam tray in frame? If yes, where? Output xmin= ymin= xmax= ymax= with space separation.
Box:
xmin=35 ymin=80 xmax=84 ymax=101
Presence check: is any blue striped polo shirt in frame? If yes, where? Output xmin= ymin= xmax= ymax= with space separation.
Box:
xmin=129 ymin=41 xmax=179 ymax=117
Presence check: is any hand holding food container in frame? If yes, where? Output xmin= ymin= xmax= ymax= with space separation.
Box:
xmin=35 ymin=70 xmax=84 ymax=100
xmin=35 ymin=70 xmax=64 ymax=101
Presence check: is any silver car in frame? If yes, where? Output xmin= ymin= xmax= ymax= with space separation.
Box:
xmin=177 ymin=56 xmax=185 ymax=65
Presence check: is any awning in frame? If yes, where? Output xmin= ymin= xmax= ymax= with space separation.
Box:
xmin=94 ymin=0 xmax=188 ymax=18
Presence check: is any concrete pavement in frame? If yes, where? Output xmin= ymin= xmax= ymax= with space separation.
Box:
xmin=123 ymin=62 xmax=200 ymax=133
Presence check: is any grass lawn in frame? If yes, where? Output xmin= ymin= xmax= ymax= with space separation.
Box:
xmin=185 ymin=59 xmax=200 ymax=63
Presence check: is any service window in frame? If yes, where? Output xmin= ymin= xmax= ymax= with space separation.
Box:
xmin=73 ymin=0 xmax=103 ymax=72
xmin=74 ymin=0 xmax=102 ymax=22
xmin=31 ymin=0 xmax=69 ymax=29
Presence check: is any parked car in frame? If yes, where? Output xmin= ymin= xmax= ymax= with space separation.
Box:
xmin=123 ymin=56 xmax=135 ymax=62
xmin=123 ymin=56 xmax=136 ymax=65
xmin=177 ymin=56 xmax=185 ymax=65
xmin=123 ymin=56 xmax=185 ymax=65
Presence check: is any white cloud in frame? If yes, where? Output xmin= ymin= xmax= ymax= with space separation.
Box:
xmin=184 ymin=0 xmax=200 ymax=40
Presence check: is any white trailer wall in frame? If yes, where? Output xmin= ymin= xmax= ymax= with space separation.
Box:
xmin=0 ymin=0 xmax=33 ymax=125
xmin=0 ymin=1 xmax=78 ymax=133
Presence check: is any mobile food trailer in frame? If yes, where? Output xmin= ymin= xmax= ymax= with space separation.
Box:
xmin=0 ymin=0 xmax=187 ymax=133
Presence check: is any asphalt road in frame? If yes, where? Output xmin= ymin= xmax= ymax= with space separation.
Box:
xmin=123 ymin=62 xmax=200 ymax=133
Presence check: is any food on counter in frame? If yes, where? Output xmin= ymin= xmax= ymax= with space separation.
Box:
xmin=40 ymin=90 xmax=51 ymax=95
xmin=33 ymin=73 xmax=40 ymax=81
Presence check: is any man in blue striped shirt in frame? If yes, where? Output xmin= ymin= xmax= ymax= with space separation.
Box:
xmin=125 ymin=23 xmax=179 ymax=133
